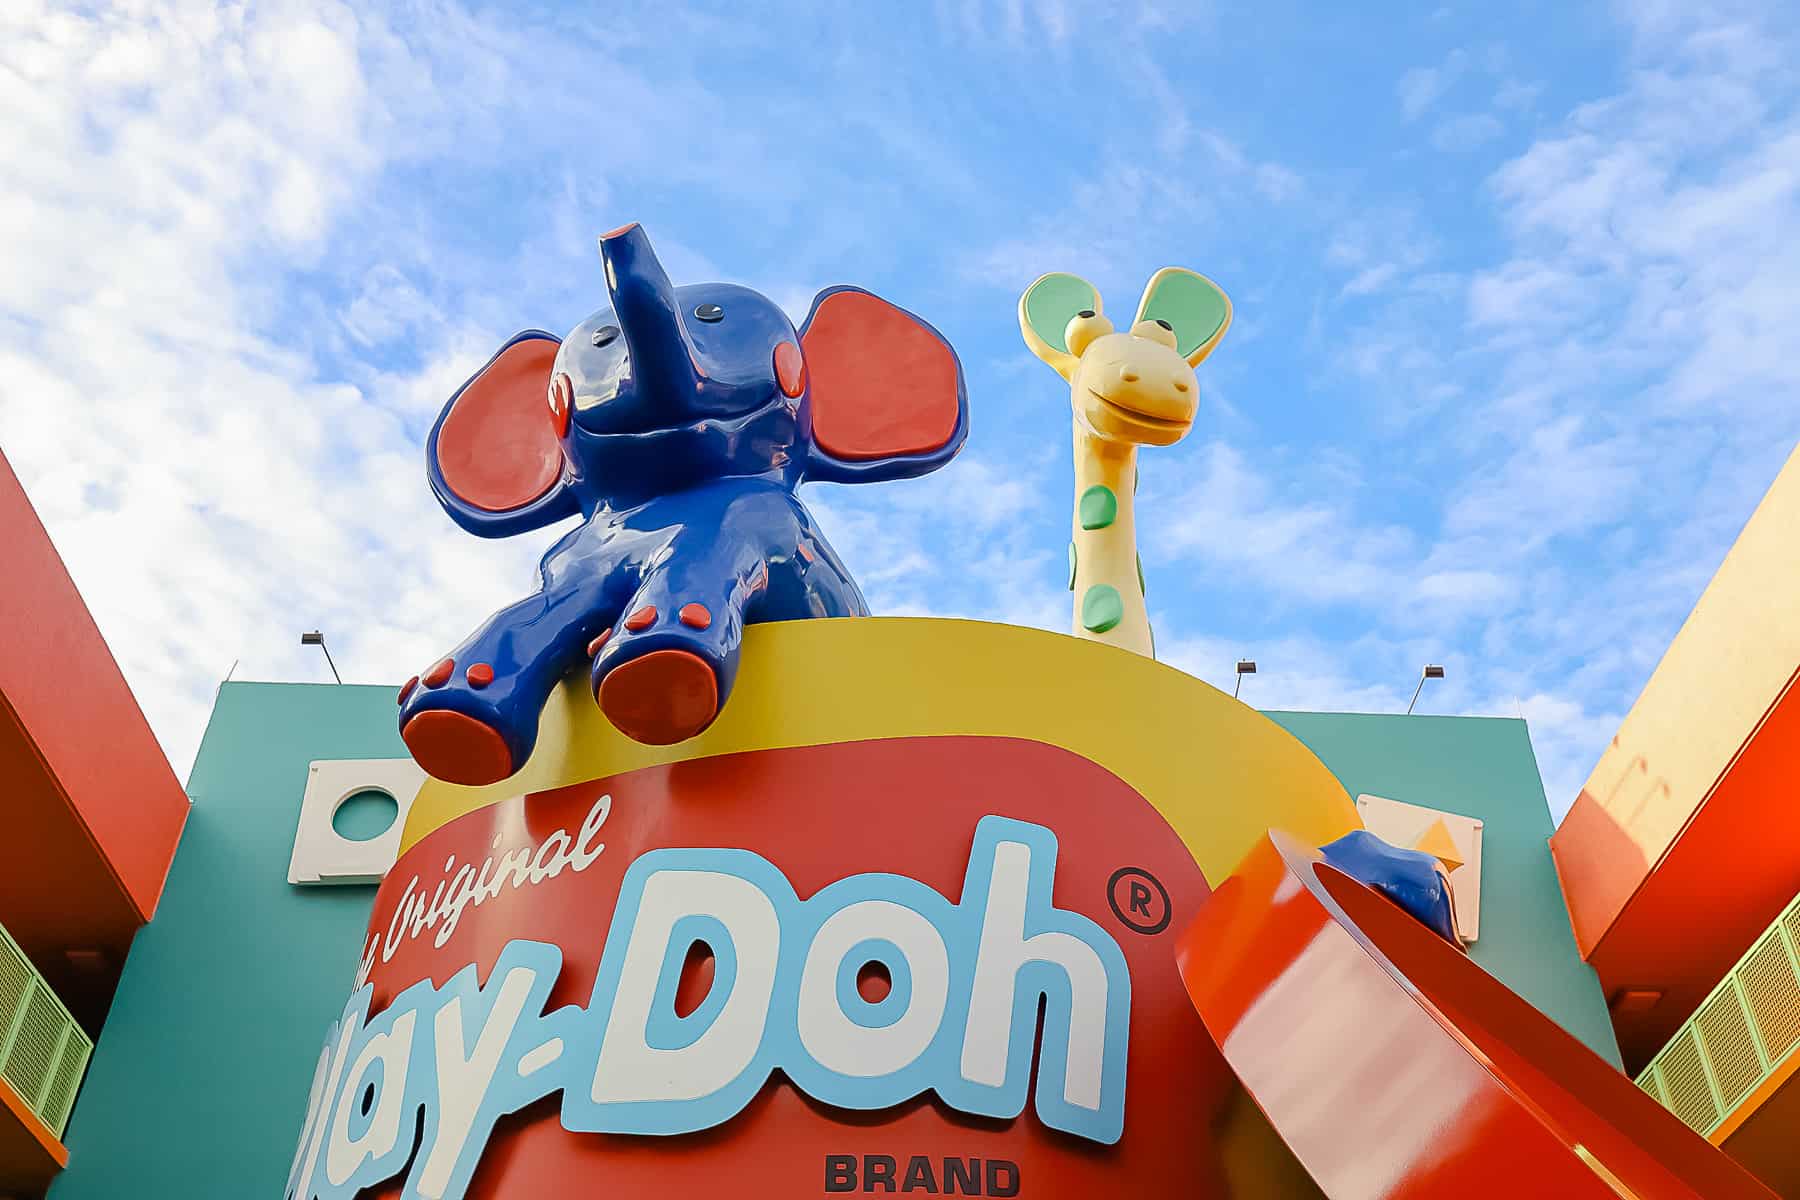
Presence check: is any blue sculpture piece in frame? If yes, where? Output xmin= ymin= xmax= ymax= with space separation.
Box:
xmin=1319 ymin=829 xmax=1459 ymax=946
xmin=399 ymin=223 xmax=967 ymax=785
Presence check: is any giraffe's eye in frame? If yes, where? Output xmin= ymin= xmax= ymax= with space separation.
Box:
xmin=694 ymin=303 xmax=724 ymax=323
xmin=1064 ymin=309 xmax=1114 ymax=356
xmin=591 ymin=325 xmax=620 ymax=347
xmin=1131 ymin=318 xmax=1179 ymax=349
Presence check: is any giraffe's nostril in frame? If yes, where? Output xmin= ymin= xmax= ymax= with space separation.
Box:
xmin=1120 ymin=368 xmax=1140 ymax=383
xmin=1173 ymin=379 xmax=1190 ymax=394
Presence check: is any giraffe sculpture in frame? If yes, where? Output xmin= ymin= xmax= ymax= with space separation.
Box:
xmin=1020 ymin=267 xmax=1231 ymax=657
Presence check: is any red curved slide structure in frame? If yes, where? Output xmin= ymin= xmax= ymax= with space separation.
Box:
xmin=1177 ymin=831 xmax=1775 ymax=1198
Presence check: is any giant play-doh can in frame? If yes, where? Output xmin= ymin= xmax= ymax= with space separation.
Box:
xmin=284 ymin=618 xmax=1360 ymax=1199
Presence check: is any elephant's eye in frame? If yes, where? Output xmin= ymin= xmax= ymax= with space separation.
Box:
xmin=694 ymin=303 xmax=724 ymax=323
xmin=591 ymin=325 xmax=620 ymax=347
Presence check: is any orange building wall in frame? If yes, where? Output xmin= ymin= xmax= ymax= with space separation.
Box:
xmin=0 ymin=448 xmax=189 ymax=1025
xmin=1551 ymin=442 xmax=1800 ymax=1068
xmin=1554 ymin=444 xmax=1800 ymax=962
xmin=1579 ymin=667 xmax=1800 ymax=1065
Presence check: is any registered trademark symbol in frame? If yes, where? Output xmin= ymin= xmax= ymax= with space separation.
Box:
xmin=1106 ymin=866 xmax=1171 ymax=935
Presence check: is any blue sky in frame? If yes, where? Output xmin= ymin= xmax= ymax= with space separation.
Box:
xmin=2 ymin=0 xmax=1796 ymax=817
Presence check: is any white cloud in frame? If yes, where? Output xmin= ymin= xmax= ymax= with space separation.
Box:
xmin=1146 ymin=442 xmax=1532 ymax=642
xmin=342 ymin=265 xmax=438 ymax=348
xmin=938 ymin=0 xmax=1210 ymax=45
xmin=1467 ymin=258 xmax=1589 ymax=326
xmin=1431 ymin=112 xmax=1504 ymax=152
xmin=1397 ymin=49 xmax=1469 ymax=121
xmin=962 ymin=119 xmax=1308 ymax=295
xmin=1256 ymin=163 xmax=1305 ymax=203
xmin=1493 ymin=78 xmax=1544 ymax=112
xmin=1413 ymin=569 xmax=1508 ymax=607
xmin=1152 ymin=443 xmax=1412 ymax=607
xmin=1341 ymin=263 xmax=1399 ymax=297
xmin=807 ymin=451 xmax=1059 ymax=630
xmin=1318 ymin=209 xmax=1442 ymax=313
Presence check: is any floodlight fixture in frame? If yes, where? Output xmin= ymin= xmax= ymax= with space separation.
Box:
xmin=301 ymin=631 xmax=343 ymax=684
xmin=1407 ymin=663 xmax=1446 ymax=714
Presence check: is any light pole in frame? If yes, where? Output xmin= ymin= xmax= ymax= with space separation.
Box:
xmin=301 ymin=631 xmax=343 ymax=684
xmin=1407 ymin=664 xmax=1445 ymax=714
xmin=1234 ymin=659 xmax=1257 ymax=699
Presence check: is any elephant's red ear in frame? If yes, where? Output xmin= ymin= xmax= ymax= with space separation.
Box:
xmin=434 ymin=333 xmax=563 ymax=513
xmin=801 ymin=288 xmax=963 ymax=463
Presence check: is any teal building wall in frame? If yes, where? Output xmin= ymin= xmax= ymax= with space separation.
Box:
xmin=1265 ymin=710 xmax=1623 ymax=1068
xmin=50 ymin=683 xmax=391 ymax=1199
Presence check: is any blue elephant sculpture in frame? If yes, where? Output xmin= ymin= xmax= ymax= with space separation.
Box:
xmin=398 ymin=223 xmax=967 ymax=785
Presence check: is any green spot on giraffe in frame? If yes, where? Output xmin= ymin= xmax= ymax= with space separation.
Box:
xmin=1078 ymin=484 xmax=1117 ymax=530
xmin=1067 ymin=541 xmax=1077 ymax=590
xmin=1081 ymin=584 xmax=1123 ymax=633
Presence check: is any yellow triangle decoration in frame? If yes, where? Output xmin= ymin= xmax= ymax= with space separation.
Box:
xmin=1412 ymin=818 xmax=1465 ymax=872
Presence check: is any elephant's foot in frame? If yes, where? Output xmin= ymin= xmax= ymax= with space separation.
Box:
xmin=595 ymin=648 xmax=720 ymax=744
xmin=588 ymin=602 xmax=728 ymax=744
xmin=397 ymin=657 xmax=527 ymax=786
xmin=401 ymin=708 xmax=516 ymax=786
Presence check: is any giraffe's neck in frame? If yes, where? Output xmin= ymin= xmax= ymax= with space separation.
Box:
xmin=1069 ymin=418 xmax=1152 ymax=657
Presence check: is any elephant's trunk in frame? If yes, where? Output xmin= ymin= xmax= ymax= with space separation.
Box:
xmin=598 ymin=223 xmax=704 ymax=409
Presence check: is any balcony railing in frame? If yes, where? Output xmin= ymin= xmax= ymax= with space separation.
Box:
xmin=1637 ymin=889 xmax=1800 ymax=1137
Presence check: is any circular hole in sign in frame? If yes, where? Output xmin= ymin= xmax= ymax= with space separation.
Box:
xmin=856 ymin=960 xmax=893 ymax=1004
xmin=332 ymin=788 xmax=398 ymax=843
xmin=674 ymin=939 xmax=716 ymax=1018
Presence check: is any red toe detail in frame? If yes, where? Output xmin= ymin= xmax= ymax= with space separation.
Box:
xmin=401 ymin=709 xmax=514 ymax=786
xmin=679 ymin=602 xmax=711 ymax=630
xmin=398 ymin=676 xmax=419 ymax=705
xmin=596 ymin=649 xmax=720 ymax=746
xmin=587 ymin=629 xmax=612 ymax=657
xmin=624 ymin=605 xmax=658 ymax=632
xmin=423 ymin=658 xmax=454 ymax=688
xmin=466 ymin=662 xmax=495 ymax=688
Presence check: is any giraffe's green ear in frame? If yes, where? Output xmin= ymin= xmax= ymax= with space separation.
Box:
xmin=1135 ymin=268 xmax=1232 ymax=366
xmin=1020 ymin=272 xmax=1101 ymax=371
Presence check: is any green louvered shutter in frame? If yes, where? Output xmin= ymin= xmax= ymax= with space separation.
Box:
xmin=0 ymin=920 xmax=93 ymax=1138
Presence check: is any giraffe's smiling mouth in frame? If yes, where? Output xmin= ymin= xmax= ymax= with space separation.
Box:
xmin=1089 ymin=390 xmax=1189 ymax=431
